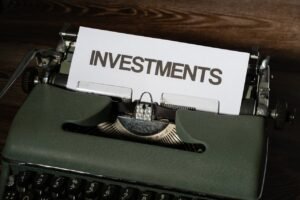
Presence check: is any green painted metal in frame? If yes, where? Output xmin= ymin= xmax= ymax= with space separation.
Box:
xmin=1 ymin=85 xmax=267 ymax=199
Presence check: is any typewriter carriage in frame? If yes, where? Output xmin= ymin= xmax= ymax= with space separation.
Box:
xmin=12 ymin=29 xmax=294 ymax=128
xmin=0 ymin=28 xmax=295 ymax=140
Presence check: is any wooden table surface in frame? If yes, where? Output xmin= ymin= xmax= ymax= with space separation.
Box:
xmin=0 ymin=0 xmax=299 ymax=199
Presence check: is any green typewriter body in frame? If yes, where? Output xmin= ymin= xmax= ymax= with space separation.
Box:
xmin=0 ymin=84 xmax=267 ymax=200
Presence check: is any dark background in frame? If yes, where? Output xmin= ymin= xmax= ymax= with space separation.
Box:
xmin=0 ymin=0 xmax=299 ymax=199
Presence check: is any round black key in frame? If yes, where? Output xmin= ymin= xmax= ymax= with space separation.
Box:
xmin=68 ymin=193 xmax=84 ymax=200
xmin=138 ymin=191 xmax=155 ymax=200
xmin=39 ymin=195 xmax=52 ymax=200
xmin=19 ymin=190 xmax=35 ymax=200
xmin=33 ymin=173 xmax=51 ymax=189
xmin=51 ymin=191 xmax=64 ymax=199
xmin=119 ymin=187 xmax=138 ymax=200
xmin=6 ymin=175 xmax=16 ymax=189
xmin=155 ymin=193 xmax=172 ymax=200
xmin=50 ymin=176 xmax=66 ymax=199
xmin=67 ymin=178 xmax=83 ymax=195
xmin=101 ymin=184 xmax=120 ymax=200
xmin=84 ymin=182 xmax=102 ymax=198
xmin=50 ymin=176 xmax=66 ymax=193
xmin=16 ymin=171 xmax=35 ymax=188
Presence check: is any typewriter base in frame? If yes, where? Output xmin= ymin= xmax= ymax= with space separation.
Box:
xmin=0 ymin=85 xmax=268 ymax=200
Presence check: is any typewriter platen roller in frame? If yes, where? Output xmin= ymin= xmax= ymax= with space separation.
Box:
xmin=0 ymin=26 xmax=295 ymax=200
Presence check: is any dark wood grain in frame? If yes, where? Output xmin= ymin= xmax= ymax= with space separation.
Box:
xmin=1 ymin=0 xmax=300 ymax=70
xmin=0 ymin=0 xmax=300 ymax=199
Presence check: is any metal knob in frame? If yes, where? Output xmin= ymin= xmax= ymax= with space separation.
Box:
xmin=21 ymin=67 xmax=39 ymax=93
xmin=270 ymin=100 xmax=296 ymax=129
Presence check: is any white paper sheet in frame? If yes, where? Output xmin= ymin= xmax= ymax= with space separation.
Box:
xmin=67 ymin=26 xmax=249 ymax=115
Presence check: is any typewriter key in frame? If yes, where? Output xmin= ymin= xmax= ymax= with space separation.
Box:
xmin=155 ymin=193 xmax=173 ymax=200
xmin=19 ymin=191 xmax=35 ymax=200
xmin=50 ymin=176 xmax=66 ymax=199
xmin=67 ymin=178 xmax=83 ymax=194
xmin=33 ymin=173 xmax=51 ymax=189
xmin=138 ymin=191 xmax=155 ymax=200
xmin=84 ymin=181 xmax=102 ymax=198
xmin=101 ymin=184 xmax=120 ymax=200
xmin=119 ymin=187 xmax=138 ymax=200
xmin=16 ymin=171 xmax=35 ymax=188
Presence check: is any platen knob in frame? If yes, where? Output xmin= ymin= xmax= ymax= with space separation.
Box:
xmin=270 ymin=100 xmax=296 ymax=129
xmin=22 ymin=67 xmax=39 ymax=93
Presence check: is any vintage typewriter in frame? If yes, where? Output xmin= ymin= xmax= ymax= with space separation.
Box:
xmin=0 ymin=26 xmax=294 ymax=200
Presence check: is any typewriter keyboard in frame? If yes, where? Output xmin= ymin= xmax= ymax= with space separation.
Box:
xmin=3 ymin=168 xmax=210 ymax=200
